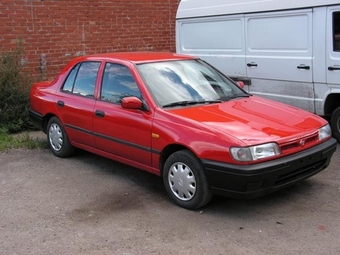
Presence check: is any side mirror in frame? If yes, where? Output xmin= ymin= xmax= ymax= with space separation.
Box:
xmin=236 ymin=81 xmax=245 ymax=89
xmin=121 ymin=96 xmax=143 ymax=109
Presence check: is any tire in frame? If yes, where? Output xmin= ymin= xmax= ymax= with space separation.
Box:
xmin=330 ymin=106 xmax=340 ymax=143
xmin=47 ymin=117 xmax=75 ymax=157
xmin=163 ymin=150 xmax=212 ymax=210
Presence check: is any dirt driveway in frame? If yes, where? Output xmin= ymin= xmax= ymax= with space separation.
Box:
xmin=1 ymin=135 xmax=339 ymax=255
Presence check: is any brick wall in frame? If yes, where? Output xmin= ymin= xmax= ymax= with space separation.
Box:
xmin=0 ymin=0 xmax=180 ymax=80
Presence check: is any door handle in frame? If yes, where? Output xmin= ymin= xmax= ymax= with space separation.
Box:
xmin=328 ymin=66 xmax=340 ymax=71
xmin=57 ymin=100 xmax=64 ymax=107
xmin=95 ymin=110 xmax=105 ymax=118
xmin=247 ymin=62 xmax=258 ymax=67
xmin=297 ymin=65 xmax=310 ymax=70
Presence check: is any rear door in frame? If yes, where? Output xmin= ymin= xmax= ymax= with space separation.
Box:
xmin=326 ymin=7 xmax=340 ymax=85
xmin=56 ymin=61 xmax=101 ymax=147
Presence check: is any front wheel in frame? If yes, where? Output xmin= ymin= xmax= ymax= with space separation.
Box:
xmin=330 ymin=106 xmax=340 ymax=142
xmin=163 ymin=150 xmax=212 ymax=210
xmin=47 ymin=117 xmax=75 ymax=157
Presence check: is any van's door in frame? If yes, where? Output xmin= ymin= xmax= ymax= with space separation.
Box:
xmin=176 ymin=15 xmax=246 ymax=78
xmin=326 ymin=7 xmax=340 ymax=85
xmin=245 ymin=9 xmax=314 ymax=112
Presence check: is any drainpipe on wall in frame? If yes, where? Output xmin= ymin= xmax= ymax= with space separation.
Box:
xmin=39 ymin=54 xmax=47 ymax=80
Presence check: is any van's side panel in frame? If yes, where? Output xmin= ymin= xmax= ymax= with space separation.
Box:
xmin=313 ymin=7 xmax=327 ymax=84
xmin=244 ymin=9 xmax=315 ymax=112
xmin=176 ymin=15 xmax=246 ymax=78
xmin=176 ymin=0 xmax=340 ymax=141
xmin=245 ymin=10 xmax=313 ymax=82
xmin=313 ymin=7 xmax=328 ymax=116
xmin=315 ymin=6 xmax=340 ymax=116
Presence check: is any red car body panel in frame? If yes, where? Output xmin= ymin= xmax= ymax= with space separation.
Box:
xmin=167 ymin=96 xmax=323 ymax=145
xmin=29 ymin=52 xmax=337 ymax=199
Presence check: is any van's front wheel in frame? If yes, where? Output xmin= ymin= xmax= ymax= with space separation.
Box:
xmin=331 ymin=106 xmax=340 ymax=142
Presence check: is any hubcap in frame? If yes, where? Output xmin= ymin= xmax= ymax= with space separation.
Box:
xmin=49 ymin=123 xmax=63 ymax=151
xmin=168 ymin=162 xmax=196 ymax=201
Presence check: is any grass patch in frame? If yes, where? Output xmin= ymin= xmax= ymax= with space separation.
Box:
xmin=0 ymin=128 xmax=48 ymax=152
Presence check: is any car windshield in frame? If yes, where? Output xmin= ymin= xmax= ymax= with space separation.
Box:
xmin=136 ymin=59 xmax=249 ymax=108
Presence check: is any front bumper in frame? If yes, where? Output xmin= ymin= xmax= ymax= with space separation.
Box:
xmin=202 ymin=138 xmax=337 ymax=199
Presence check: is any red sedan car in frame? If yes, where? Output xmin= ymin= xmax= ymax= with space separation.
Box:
xmin=30 ymin=52 xmax=337 ymax=209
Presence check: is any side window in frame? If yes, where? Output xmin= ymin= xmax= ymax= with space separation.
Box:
xmin=61 ymin=64 xmax=80 ymax=93
xmin=333 ymin=12 xmax=340 ymax=52
xmin=73 ymin=62 xmax=101 ymax=97
xmin=101 ymin=63 xmax=141 ymax=104
xmin=61 ymin=61 xmax=101 ymax=98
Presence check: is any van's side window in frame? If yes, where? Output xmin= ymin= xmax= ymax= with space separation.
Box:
xmin=333 ymin=12 xmax=340 ymax=52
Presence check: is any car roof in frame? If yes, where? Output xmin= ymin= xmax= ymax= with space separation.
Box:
xmin=77 ymin=52 xmax=197 ymax=64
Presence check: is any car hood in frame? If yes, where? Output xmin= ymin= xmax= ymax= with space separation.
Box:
xmin=167 ymin=96 xmax=326 ymax=145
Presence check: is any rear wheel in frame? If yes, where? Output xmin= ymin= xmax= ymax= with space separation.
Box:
xmin=47 ymin=117 xmax=75 ymax=157
xmin=330 ymin=106 xmax=340 ymax=142
xmin=163 ymin=150 xmax=212 ymax=210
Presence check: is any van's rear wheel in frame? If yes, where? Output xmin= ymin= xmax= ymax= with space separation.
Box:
xmin=331 ymin=106 xmax=340 ymax=142
xmin=163 ymin=150 xmax=212 ymax=210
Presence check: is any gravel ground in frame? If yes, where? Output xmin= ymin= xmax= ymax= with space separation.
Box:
xmin=0 ymin=133 xmax=339 ymax=255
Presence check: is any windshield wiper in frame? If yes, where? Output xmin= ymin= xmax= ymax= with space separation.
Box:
xmin=162 ymin=101 xmax=200 ymax=108
xmin=221 ymin=94 xmax=251 ymax=101
xmin=162 ymin=100 xmax=221 ymax=108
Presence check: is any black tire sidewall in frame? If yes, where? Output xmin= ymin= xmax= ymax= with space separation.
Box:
xmin=331 ymin=107 xmax=340 ymax=142
xmin=163 ymin=150 xmax=212 ymax=210
xmin=47 ymin=117 xmax=74 ymax=158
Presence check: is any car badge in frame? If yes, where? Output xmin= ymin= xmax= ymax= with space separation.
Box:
xmin=299 ymin=139 xmax=305 ymax=146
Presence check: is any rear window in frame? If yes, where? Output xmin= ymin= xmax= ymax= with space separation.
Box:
xmin=61 ymin=61 xmax=101 ymax=98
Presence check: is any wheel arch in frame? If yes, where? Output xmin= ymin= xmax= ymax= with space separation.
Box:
xmin=324 ymin=93 xmax=340 ymax=117
xmin=42 ymin=113 xmax=57 ymax=133
xmin=159 ymin=144 xmax=198 ymax=177
xmin=324 ymin=93 xmax=340 ymax=142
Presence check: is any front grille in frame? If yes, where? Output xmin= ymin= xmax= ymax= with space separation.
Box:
xmin=281 ymin=143 xmax=298 ymax=151
xmin=280 ymin=133 xmax=319 ymax=153
xmin=305 ymin=136 xmax=317 ymax=144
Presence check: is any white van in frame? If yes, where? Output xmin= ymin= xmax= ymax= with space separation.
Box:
xmin=176 ymin=0 xmax=340 ymax=141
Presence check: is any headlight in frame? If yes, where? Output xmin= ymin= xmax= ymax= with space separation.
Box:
xmin=318 ymin=124 xmax=331 ymax=141
xmin=230 ymin=143 xmax=280 ymax=162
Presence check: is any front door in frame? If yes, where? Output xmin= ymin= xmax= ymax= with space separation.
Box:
xmin=93 ymin=62 xmax=153 ymax=167
xmin=327 ymin=7 xmax=340 ymax=85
